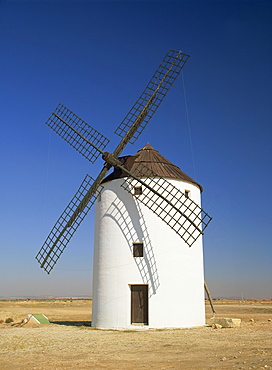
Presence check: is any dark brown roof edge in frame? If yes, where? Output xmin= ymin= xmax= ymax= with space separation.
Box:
xmin=102 ymin=144 xmax=203 ymax=192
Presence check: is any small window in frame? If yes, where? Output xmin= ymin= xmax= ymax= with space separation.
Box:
xmin=134 ymin=186 xmax=142 ymax=196
xmin=185 ymin=190 xmax=190 ymax=198
xmin=133 ymin=242 xmax=143 ymax=257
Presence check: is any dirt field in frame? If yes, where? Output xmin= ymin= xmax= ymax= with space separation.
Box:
xmin=0 ymin=299 xmax=271 ymax=369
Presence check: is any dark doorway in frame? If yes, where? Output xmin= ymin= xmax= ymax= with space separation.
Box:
xmin=131 ymin=284 xmax=148 ymax=325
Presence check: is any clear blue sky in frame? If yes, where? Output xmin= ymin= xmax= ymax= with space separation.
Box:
xmin=1 ymin=0 xmax=271 ymax=299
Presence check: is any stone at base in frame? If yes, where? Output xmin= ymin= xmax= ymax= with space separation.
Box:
xmin=209 ymin=317 xmax=241 ymax=328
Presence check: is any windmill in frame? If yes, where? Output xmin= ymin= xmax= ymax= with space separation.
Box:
xmin=36 ymin=49 xmax=213 ymax=328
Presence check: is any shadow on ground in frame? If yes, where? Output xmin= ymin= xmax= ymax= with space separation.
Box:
xmin=51 ymin=321 xmax=92 ymax=327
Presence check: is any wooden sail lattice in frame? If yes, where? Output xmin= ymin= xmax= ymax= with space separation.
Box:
xmin=35 ymin=49 xmax=202 ymax=274
xmin=121 ymin=162 xmax=212 ymax=246
xmin=114 ymin=49 xmax=190 ymax=144
xmin=46 ymin=103 xmax=110 ymax=163
xmin=36 ymin=175 xmax=100 ymax=274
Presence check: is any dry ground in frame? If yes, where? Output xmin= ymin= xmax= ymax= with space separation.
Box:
xmin=0 ymin=299 xmax=272 ymax=369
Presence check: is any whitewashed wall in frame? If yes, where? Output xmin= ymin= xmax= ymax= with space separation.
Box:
xmin=92 ymin=177 xmax=205 ymax=329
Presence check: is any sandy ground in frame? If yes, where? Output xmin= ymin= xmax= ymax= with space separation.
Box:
xmin=0 ymin=299 xmax=272 ymax=369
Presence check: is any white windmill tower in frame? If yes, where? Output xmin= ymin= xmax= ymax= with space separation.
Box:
xmin=92 ymin=143 xmax=210 ymax=328
xmin=35 ymin=50 xmax=212 ymax=329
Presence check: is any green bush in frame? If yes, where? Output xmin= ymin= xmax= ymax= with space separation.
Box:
xmin=5 ymin=317 xmax=13 ymax=323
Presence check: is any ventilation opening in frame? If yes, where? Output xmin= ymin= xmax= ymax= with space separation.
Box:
xmin=134 ymin=186 xmax=142 ymax=195
xmin=133 ymin=242 xmax=143 ymax=257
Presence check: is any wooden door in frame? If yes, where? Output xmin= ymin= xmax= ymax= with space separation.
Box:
xmin=131 ymin=285 xmax=148 ymax=325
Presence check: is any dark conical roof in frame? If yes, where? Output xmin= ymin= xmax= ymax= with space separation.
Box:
xmin=102 ymin=143 xmax=203 ymax=191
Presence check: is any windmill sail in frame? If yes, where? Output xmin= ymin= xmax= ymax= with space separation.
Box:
xmin=36 ymin=175 xmax=101 ymax=274
xmin=46 ymin=103 xmax=110 ymax=163
xmin=114 ymin=49 xmax=190 ymax=145
xmin=37 ymin=49 xmax=192 ymax=273
xmin=121 ymin=162 xmax=212 ymax=246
